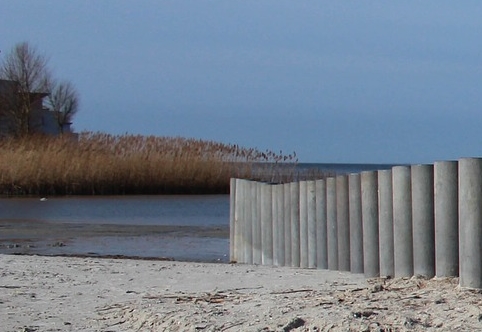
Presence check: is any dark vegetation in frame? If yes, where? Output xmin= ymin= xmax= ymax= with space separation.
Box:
xmin=0 ymin=132 xmax=317 ymax=196
xmin=0 ymin=42 xmax=79 ymax=137
xmin=0 ymin=43 xmax=329 ymax=195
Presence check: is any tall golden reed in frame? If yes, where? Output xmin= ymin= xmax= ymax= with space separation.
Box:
xmin=0 ymin=132 xmax=298 ymax=195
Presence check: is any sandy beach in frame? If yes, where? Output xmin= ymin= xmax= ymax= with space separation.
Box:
xmin=1 ymin=254 xmax=481 ymax=331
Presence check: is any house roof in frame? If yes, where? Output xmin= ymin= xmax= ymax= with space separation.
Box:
xmin=0 ymin=79 xmax=16 ymax=91
xmin=29 ymin=92 xmax=49 ymax=99
xmin=0 ymin=79 xmax=49 ymax=98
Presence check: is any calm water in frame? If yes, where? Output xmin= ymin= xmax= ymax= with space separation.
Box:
xmin=0 ymin=195 xmax=230 ymax=262
xmin=0 ymin=163 xmax=400 ymax=262
xmin=0 ymin=195 xmax=229 ymax=226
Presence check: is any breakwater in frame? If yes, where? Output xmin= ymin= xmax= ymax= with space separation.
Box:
xmin=230 ymin=158 xmax=482 ymax=289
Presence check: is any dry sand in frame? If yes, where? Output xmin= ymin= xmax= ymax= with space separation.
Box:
xmin=1 ymin=254 xmax=481 ymax=331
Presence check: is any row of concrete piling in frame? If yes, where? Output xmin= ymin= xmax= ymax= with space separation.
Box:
xmin=229 ymin=158 xmax=482 ymax=289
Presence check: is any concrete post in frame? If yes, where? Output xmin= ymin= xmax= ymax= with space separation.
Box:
xmin=337 ymin=175 xmax=350 ymax=271
xmin=299 ymin=181 xmax=309 ymax=268
xmin=290 ymin=182 xmax=301 ymax=267
xmin=349 ymin=173 xmax=363 ymax=274
xmin=234 ymin=179 xmax=245 ymax=263
xmin=253 ymin=182 xmax=262 ymax=264
xmin=315 ymin=179 xmax=328 ymax=269
xmin=284 ymin=183 xmax=292 ymax=266
xmin=378 ymin=170 xmax=394 ymax=277
xmin=392 ymin=166 xmax=413 ymax=277
xmin=361 ymin=171 xmax=379 ymax=278
xmin=307 ymin=180 xmax=317 ymax=268
xmin=412 ymin=164 xmax=435 ymax=278
xmin=229 ymin=178 xmax=236 ymax=262
xmin=272 ymin=183 xmax=279 ymax=266
xmin=276 ymin=184 xmax=285 ymax=266
xmin=434 ymin=161 xmax=458 ymax=277
xmin=261 ymin=183 xmax=273 ymax=265
xmin=327 ymin=177 xmax=338 ymax=270
xmin=459 ymin=158 xmax=482 ymax=288
xmin=244 ymin=181 xmax=253 ymax=264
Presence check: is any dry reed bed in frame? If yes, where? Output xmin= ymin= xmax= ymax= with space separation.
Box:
xmin=0 ymin=132 xmax=298 ymax=195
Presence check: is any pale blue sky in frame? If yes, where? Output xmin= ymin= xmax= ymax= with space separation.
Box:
xmin=1 ymin=1 xmax=482 ymax=163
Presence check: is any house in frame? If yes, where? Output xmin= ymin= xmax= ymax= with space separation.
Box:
xmin=0 ymin=79 xmax=74 ymax=137
xmin=30 ymin=106 xmax=74 ymax=135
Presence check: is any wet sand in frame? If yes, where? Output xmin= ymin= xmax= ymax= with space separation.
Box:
xmin=0 ymin=220 xmax=229 ymax=262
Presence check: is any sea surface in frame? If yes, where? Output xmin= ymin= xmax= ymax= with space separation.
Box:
xmin=0 ymin=196 xmax=230 ymax=262
xmin=0 ymin=163 xmax=397 ymax=262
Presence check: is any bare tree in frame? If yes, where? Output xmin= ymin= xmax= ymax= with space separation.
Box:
xmin=0 ymin=42 xmax=51 ymax=136
xmin=47 ymin=80 xmax=79 ymax=133
xmin=0 ymin=79 xmax=20 ymax=135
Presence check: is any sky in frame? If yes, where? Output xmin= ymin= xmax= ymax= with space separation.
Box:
xmin=1 ymin=1 xmax=482 ymax=164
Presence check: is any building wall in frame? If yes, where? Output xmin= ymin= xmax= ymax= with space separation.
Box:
xmin=0 ymin=79 xmax=74 ymax=137
xmin=0 ymin=98 xmax=73 ymax=136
